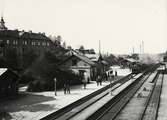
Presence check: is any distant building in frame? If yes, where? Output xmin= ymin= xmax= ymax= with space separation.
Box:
xmin=0 ymin=17 xmax=55 ymax=54
xmin=75 ymin=49 xmax=96 ymax=54
xmin=0 ymin=17 xmax=7 ymax=30
xmin=164 ymin=51 xmax=167 ymax=62
xmin=0 ymin=17 xmax=56 ymax=69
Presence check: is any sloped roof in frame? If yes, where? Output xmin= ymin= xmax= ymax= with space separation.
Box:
xmin=0 ymin=68 xmax=7 ymax=76
xmin=65 ymin=49 xmax=80 ymax=56
xmin=85 ymin=54 xmax=100 ymax=62
xmin=74 ymin=53 xmax=95 ymax=66
xmin=0 ymin=68 xmax=19 ymax=81
xmin=101 ymin=60 xmax=109 ymax=65
xmin=126 ymin=58 xmax=137 ymax=63
xmin=0 ymin=29 xmax=50 ymax=40
xmin=60 ymin=52 xmax=96 ymax=66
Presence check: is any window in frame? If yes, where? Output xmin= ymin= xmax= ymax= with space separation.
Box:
xmin=31 ymin=41 xmax=35 ymax=46
xmin=42 ymin=42 xmax=46 ymax=46
xmin=6 ymin=40 xmax=10 ymax=44
xmin=47 ymin=42 xmax=49 ymax=46
xmin=24 ymin=41 xmax=27 ymax=45
xmin=38 ymin=42 xmax=40 ymax=46
xmin=13 ymin=40 xmax=18 ymax=45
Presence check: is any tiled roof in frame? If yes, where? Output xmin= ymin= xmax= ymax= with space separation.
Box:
xmin=74 ymin=53 xmax=96 ymax=66
xmin=85 ymin=54 xmax=99 ymax=62
xmin=61 ymin=50 xmax=96 ymax=66
xmin=101 ymin=60 xmax=109 ymax=65
xmin=125 ymin=58 xmax=137 ymax=63
xmin=0 ymin=30 xmax=50 ymax=40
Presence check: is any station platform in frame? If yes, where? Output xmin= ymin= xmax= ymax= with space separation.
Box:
xmin=0 ymin=79 xmax=116 ymax=120
xmin=0 ymin=68 xmax=131 ymax=120
xmin=157 ymin=74 xmax=167 ymax=120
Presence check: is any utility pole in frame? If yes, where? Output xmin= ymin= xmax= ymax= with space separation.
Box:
xmin=132 ymin=46 xmax=134 ymax=54
xmin=140 ymin=43 xmax=142 ymax=55
xmin=99 ymin=40 xmax=101 ymax=55
xmin=142 ymin=40 xmax=144 ymax=54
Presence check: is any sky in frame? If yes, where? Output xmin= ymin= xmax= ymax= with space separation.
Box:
xmin=0 ymin=0 xmax=167 ymax=54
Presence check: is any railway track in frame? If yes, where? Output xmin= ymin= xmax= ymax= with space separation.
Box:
xmin=139 ymin=72 xmax=164 ymax=120
xmin=41 ymin=64 xmax=159 ymax=120
xmin=86 ymin=64 xmax=159 ymax=120
xmin=87 ymin=72 xmax=151 ymax=120
xmin=113 ymin=67 xmax=164 ymax=120
xmin=40 ymin=74 xmax=132 ymax=120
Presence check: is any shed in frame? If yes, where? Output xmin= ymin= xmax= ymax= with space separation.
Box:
xmin=0 ymin=68 xmax=19 ymax=97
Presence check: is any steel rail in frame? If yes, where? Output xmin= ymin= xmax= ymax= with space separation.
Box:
xmin=40 ymin=74 xmax=132 ymax=120
xmin=139 ymin=72 xmax=164 ymax=120
xmin=86 ymin=64 xmax=159 ymax=120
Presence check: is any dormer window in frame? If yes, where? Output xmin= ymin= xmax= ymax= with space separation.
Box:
xmin=42 ymin=42 xmax=46 ymax=46
xmin=15 ymin=41 xmax=18 ymax=45
xmin=13 ymin=40 xmax=17 ymax=45
xmin=31 ymin=41 xmax=35 ymax=46
xmin=6 ymin=40 xmax=9 ymax=44
xmin=24 ymin=41 xmax=27 ymax=45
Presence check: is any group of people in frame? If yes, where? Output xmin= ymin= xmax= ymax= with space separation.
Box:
xmin=63 ymin=79 xmax=71 ymax=94
xmin=55 ymin=70 xmax=118 ymax=96
xmin=63 ymin=72 xmax=89 ymax=94
xmin=82 ymin=70 xmax=118 ymax=89
xmin=96 ymin=70 xmax=118 ymax=86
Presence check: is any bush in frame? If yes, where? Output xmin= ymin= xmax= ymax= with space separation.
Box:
xmin=27 ymin=79 xmax=55 ymax=92
xmin=20 ymin=72 xmax=35 ymax=84
xmin=53 ymin=70 xmax=83 ymax=89
xmin=27 ymin=69 xmax=83 ymax=92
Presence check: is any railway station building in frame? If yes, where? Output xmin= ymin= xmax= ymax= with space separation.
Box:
xmin=60 ymin=51 xmax=97 ymax=81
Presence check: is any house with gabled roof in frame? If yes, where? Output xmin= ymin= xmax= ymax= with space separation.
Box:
xmin=59 ymin=51 xmax=97 ymax=81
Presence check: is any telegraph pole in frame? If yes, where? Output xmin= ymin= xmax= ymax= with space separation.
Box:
xmin=99 ymin=40 xmax=101 ymax=55
xmin=142 ymin=40 xmax=144 ymax=54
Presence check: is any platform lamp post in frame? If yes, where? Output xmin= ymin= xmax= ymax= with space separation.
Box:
xmin=54 ymin=77 xmax=57 ymax=96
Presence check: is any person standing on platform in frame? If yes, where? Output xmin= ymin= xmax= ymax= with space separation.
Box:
xmin=110 ymin=70 xmax=114 ymax=82
xmin=99 ymin=75 xmax=102 ymax=86
xmin=54 ymin=77 xmax=57 ymax=96
xmin=83 ymin=72 xmax=88 ymax=89
xmin=96 ymin=75 xmax=100 ymax=86
xmin=115 ymin=71 xmax=118 ymax=77
xmin=66 ymin=79 xmax=71 ymax=94
xmin=108 ymin=72 xmax=110 ymax=82
xmin=105 ymin=72 xmax=108 ymax=82
xmin=97 ymin=75 xmax=102 ymax=86
xmin=63 ymin=80 xmax=67 ymax=94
